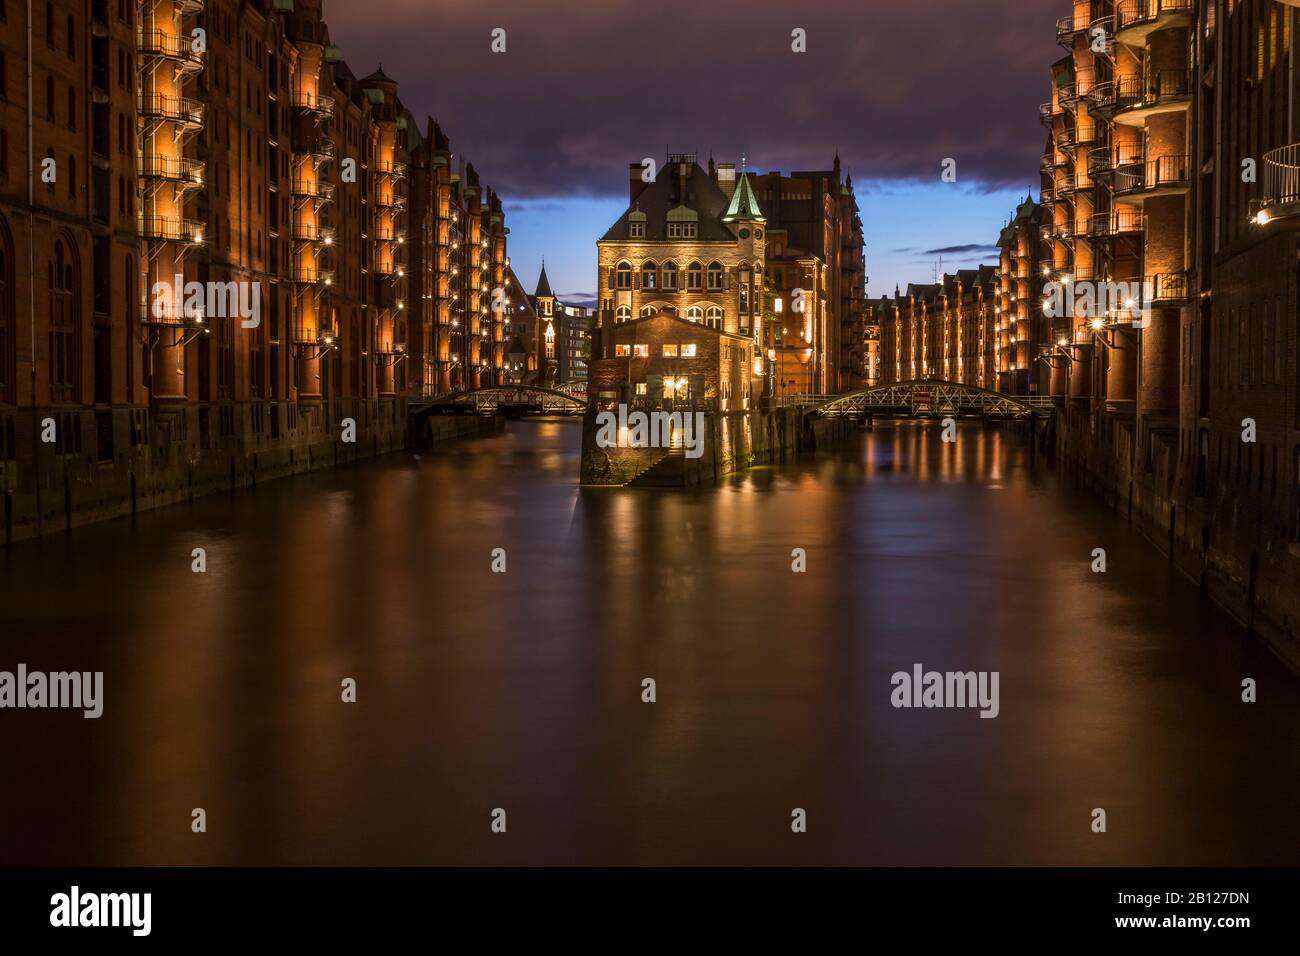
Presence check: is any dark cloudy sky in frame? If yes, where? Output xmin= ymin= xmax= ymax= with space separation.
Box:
xmin=326 ymin=0 xmax=1061 ymax=301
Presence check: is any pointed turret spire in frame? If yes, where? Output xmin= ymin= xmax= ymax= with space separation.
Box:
xmin=534 ymin=262 xmax=553 ymax=299
xmin=722 ymin=169 xmax=765 ymax=222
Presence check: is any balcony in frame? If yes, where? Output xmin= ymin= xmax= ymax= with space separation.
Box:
xmin=136 ymin=29 xmax=204 ymax=73
xmin=138 ymin=92 xmax=205 ymax=128
xmin=294 ymin=266 xmax=335 ymax=286
xmin=291 ymin=179 xmax=336 ymax=202
xmin=375 ymin=161 xmax=407 ymax=178
xmin=1087 ymin=209 xmax=1145 ymax=237
xmin=292 ymin=90 xmax=335 ymax=120
xmin=139 ymin=215 xmax=205 ymax=243
xmin=1112 ymin=70 xmax=1192 ymax=125
xmin=1145 ymin=272 xmax=1189 ymax=303
xmin=1038 ymin=101 xmax=1059 ymax=127
xmin=292 ymin=222 xmax=336 ymax=243
xmin=1112 ymin=153 xmax=1191 ymax=199
xmin=1056 ymin=12 xmax=1092 ymax=47
xmin=140 ymin=153 xmax=205 ymax=188
xmin=1089 ymin=142 xmax=1143 ymax=175
xmin=1258 ymin=143 xmax=1300 ymax=222
xmin=143 ymin=302 xmax=206 ymax=328
xmin=177 ymin=0 xmax=205 ymax=13
xmin=375 ymin=193 xmax=407 ymax=211
xmin=1115 ymin=0 xmax=1193 ymax=45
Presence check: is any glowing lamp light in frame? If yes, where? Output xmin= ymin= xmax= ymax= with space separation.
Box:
xmin=1255 ymin=210 xmax=1271 ymax=226
xmin=1090 ymin=317 xmax=1105 ymax=330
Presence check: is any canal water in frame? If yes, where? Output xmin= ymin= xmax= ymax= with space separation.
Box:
xmin=2 ymin=420 xmax=1299 ymax=865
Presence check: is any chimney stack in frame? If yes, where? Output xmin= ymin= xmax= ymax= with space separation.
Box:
xmin=629 ymin=163 xmax=648 ymax=205
xmin=716 ymin=163 xmax=737 ymax=201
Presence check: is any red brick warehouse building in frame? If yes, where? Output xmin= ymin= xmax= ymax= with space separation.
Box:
xmin=0 ymin=0 xmax=510 ymax=539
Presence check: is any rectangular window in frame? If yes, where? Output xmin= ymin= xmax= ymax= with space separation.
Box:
xmin=663 ymin=344 xmax=678 ymax=357
xmin=615 ymin=344 xmax=630 ymax=356
xmin=681 ymin=343 xmax=697 ymax=358
xmin=633 ymin=344 xmax=649 ymax=357
xmin=630 ymin=221 xmax=644 ymax=238
xmin=635 ymin=382 xmax=647 ymax=396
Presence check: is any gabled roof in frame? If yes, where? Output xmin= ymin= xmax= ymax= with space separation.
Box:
xmin=722 ymin=172 xmax=765 ymax=222
xmin=600 ymin=162 xmax=735 ymax=242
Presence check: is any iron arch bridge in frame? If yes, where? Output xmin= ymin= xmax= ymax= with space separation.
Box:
xmin=815 ymin=380 xmax=1055 ymax=420
xmin=412 ymin=385 xmax=587 ymax=417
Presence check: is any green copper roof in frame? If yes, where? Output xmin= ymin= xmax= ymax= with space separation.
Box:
xmin=628 ymin=209 xmax=647 ymax=222
xmin=722 ymin=172 xmax=765 ymax=223
xmin=666 ymin=204 xmax=698 ymax=222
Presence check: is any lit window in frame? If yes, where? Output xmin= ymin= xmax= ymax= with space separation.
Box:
xmin=707 ymin=262 xmax=724 ymax=291
xmin=635 ymin=382 xmax=647 ymax=395
xmin=681 ymin=343 xmax=697 ymax=357
xmin=663 ymin=344 xmax=678 ymax=357
xmin=633 ymin=344 xmax=649 ymax=357
xmin=615 ymin=344 xmax=631 ymax=356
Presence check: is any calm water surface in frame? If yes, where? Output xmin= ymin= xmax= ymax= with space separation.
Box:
xmin=2 ymin=419 xmax=1299 ymax=865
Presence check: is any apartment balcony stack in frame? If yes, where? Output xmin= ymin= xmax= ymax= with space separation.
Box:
xmin=287 ymin=5 xmax=335 ymax=401
xmin=137 ymin=0 xmax=207 ymax=403
xmin=360 ymin=67 xmax=409 ymax=399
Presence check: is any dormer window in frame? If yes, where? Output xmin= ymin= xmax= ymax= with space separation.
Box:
xmin=630 ymin=221 xmax=645 ymax=238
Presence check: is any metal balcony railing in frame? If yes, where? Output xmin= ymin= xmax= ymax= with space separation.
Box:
xmin=1113 ymin=69 xmax=1192 ymax=113
xmin=294 ymin=266 xmax=335 ymax=285
xmin=140 ymin=153 xmax=205 ymax=185
xmin=291 ymin=179 xmax=336 ymax=201
xmin=1116 ymin=0 xmax=1193 ymax=32
xmin=1146 ymin=272 xmax=1189 ymax=302
xmin=292 ymin=222 xmax=335 ymax=243
xmin=1087 ymin=209 xmax=1145 ymax=236
xmin=1113 ymin=154 xmax=1190 ymax=195
xmin=139 ymin=215 xmax=205 ymax=242
xmin=136 ymin=29 xmax=204 ymax=71
xmin=1261 ymin=142 xmax=1300 ymax=211
xmin=1056 ymin=12 xmax=1093 ymax=45
xmin=138 ymin=92 xmax=205 ymax=127
xmin=292 ymin=91 xmax=335 ymax=117
xmin=375 ymin=161 xmax=407 ymax=178
xmin=143 ymin=302 xmax=206 ymax=327
xmin=177 ymin=0 xmax=205 ymax=14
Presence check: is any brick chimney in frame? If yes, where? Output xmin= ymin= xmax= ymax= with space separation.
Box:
xmin=716 ymin=163 xmax=737 ymax=201
xmin=629 ymin=163 xmax=649 ymax=205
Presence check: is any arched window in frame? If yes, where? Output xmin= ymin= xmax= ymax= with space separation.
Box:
xmin=615 ymin=304 xmax=631 ymax=323
xmin=641 ymin=260 xmax=657 ymax=290
xmin=662 ymin=261 xmax=678 ymax=290
xmin=685 ymin=305 xmax=703 ymax=323
xmin=67 ymin=155 xmax=76 ymax=200
xmin=615 ymin=260 xmax=632 ymax=290
xmin=707 ymin=261 xmax=724 ymax=291
xmin=704 ymin=306 xmax=723 ymax=330
xmin=639 ymin=305 xmax=656 ymax=318
xmin=49 ymin=237 xmax=80 ymax=403
xmin=687 ymin=261 xmax=703 ymax=291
